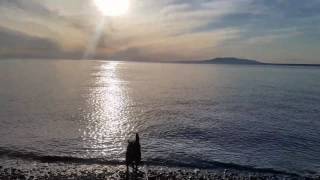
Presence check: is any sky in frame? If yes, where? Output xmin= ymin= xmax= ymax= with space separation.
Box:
xmin=0 ymin=0 xmax=320 ymax=63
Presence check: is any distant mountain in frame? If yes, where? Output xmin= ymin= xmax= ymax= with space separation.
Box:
xmin=201 ymin=57 xmax=264 ymax=65
xmin=171 ymin=57 xmax=320 ymax=67
xmin=197 ymin=57 xmax=320 ymax=67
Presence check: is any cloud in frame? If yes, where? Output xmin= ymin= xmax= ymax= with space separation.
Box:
xmin=0 ymin=26 xmax=59 ymax=57
xmin=0 ymin=0 xmax=319 ymax=63
xmin=107 ymin=28 xmax=240 ymax=61
xmin=0 ymin=26 xmax=82 ymax=59
xmin=0 ymin=0 xmax=54 ymax=16
xmin=245 ymin=28 xmax=301 ymax=45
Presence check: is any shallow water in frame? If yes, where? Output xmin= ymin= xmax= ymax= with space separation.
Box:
xmin=0 ymin=59 xmax=319 ymax=175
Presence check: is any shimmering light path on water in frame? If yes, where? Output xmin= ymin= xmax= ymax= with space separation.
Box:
xmin=0 ymin=60 xmax=319 ymax=176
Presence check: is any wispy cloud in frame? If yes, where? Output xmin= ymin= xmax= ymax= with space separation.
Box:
xmin=0 ymin=0 xmax=320 ymax=63
xmin=246 ymin=28 xmax=301 ymax=45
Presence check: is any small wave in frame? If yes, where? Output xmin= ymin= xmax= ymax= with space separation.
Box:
xmin=0 ymin=147 xmax=301 ymax=177
xmin=0 ymin=147 xmax=122 ymax=165
xmin=145 ymin=158 xmax=301 ymax=177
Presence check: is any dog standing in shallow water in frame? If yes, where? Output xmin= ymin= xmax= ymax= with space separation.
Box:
xmin=126 ymin=133 xmax=141 ymax=178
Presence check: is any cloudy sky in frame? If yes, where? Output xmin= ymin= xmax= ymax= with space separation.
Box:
xmin=0 ymin=0 xmax=319 ymax=63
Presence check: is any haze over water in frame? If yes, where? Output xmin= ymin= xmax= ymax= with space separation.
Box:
xmin=0 ymin=59 xmax=319 ymax=175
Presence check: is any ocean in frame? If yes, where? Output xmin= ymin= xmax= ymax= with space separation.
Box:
xmin=0 ymin=59 xmax=319 ymax=176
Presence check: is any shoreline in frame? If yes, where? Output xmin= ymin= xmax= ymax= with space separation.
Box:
xmin=0 ymin=155 xmax=310 ymax=177
xmin=0 ymin=160 xmax=318 ymax=180
xmin=0 ymin=166 xmax=308 ymax=180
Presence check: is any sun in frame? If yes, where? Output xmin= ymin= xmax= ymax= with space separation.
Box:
xmin=94 ymin=0 xmax=129 ymax=17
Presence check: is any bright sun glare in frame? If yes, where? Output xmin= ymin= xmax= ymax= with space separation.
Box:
xmin=94 ymin=0 xmax=129 ymax=16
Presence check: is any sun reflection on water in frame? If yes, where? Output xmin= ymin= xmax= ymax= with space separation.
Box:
xmin=82 ymin=61 xmax=133 ymax=159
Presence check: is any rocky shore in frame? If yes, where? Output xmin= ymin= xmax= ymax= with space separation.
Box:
xmin=0 ymin=164 xmax=318 ymax=180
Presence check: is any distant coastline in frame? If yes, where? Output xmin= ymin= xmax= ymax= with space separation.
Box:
xmin=176 ymin=57 xmax=320 ymax=67
xmin=1 ymin=58 xmax=320 ymax=67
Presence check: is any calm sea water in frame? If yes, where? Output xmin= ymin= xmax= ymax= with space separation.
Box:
xmin=0 ymin=59 xmax=319 ymax=175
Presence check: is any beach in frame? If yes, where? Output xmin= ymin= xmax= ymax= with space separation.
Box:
xmin=0 ymin=160 xmax=317 ymax=180
xmin=2 ymin=0 xmax=320 ymax=178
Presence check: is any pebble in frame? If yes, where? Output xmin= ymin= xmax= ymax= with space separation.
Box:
xmin=0 ymin=166 xmax=317 ymax=180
